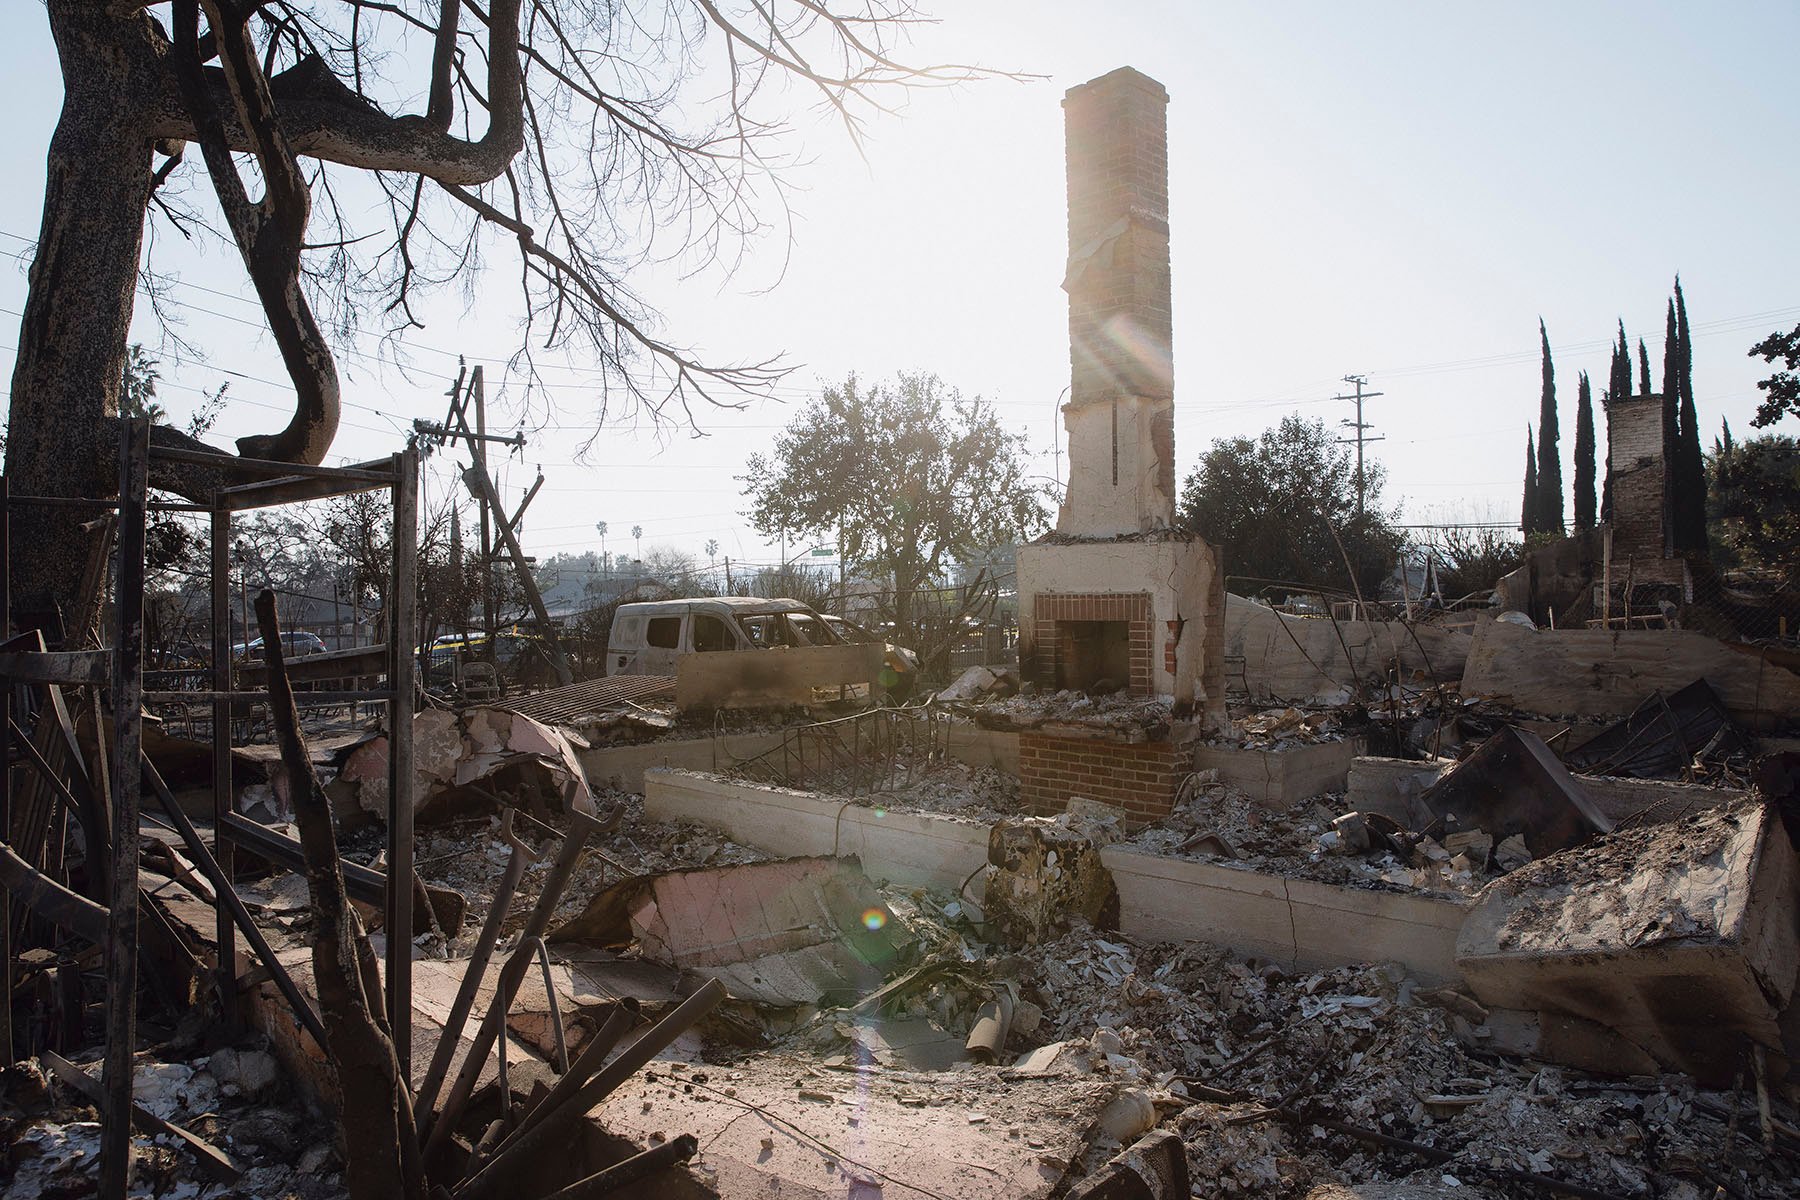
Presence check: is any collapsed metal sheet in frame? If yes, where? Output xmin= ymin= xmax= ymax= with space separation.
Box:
xmin=1416 ymin=725 xmax=1612 ymax=859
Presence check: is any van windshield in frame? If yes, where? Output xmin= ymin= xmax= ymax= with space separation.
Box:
xmin=785 ymin=613 xmax=839 ymax=645
xmin=738 ymin=612 xmax=815 ymax=648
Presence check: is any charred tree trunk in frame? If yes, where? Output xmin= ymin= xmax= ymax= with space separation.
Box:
xmin=5 ymin=4 xmax=162 ymax=627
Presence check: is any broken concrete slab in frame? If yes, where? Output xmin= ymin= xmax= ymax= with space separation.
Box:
xmin=1456 ymin=799 xmax=1800 ymax=1084
xmin=1417 ymin=726 xmax=1613 ymax=859
xmin=1467 ymin=1007 xmax=1661 ymax=1079
xmin=549 ymin=855 xmax=912 ymax=1007
xmin=586 ymin=1053 xmax=1122 ymax=1199
xmin=1064 ymin=1129 xmax=1189 ymax=1200
xmin=938 ymin=664 xmax=1021 ymax=703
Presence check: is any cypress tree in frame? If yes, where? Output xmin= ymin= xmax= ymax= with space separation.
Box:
xmin=1720 ymin=417 xmax=1733 ymax=453
xmin=1660 ymin=298 xmax=1680 ymax=556
xmin=1521 ymin=426 xmax=1539 ymax=535
xmin=1573 ymin=370 xmax=1597 ymax=532
xmin=1602 ymin=322 xmax=1629 ymax=524
xmin=1612 ymin=321 xmax=1633 ymax=401
xmin=1673 ymin=279 xmax=1708 ymax=555
xmin=1638 ymin=339 xmax=1652 ymax=396
xmin=1535 ymin=319 xmax=1564 ymax=533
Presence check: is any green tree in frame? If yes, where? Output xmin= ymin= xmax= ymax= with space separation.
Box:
xmin=1178 ymin=414 xmax=1404 ymax=599
xmin=1708 ymin=433 xmax=1800 ymax=583
xmin=1521 ymin=426 xmax=1539 ymax=535
xmin=1749 ymin=323 xmax=1800 ymax=428
xmin=120 ymin=343 xmax=165 ymax=423
xmin=1433 ymin=527 xmax=1526 ymax=600
xmin=1672 ymin=279 xmax=1708 ymax=554
xmin=1573 ymin=370 xmax=1597 ymax=531
xmin=1602 ymin=322 xmax=1632 ymax=523
xmin=1534 ymin=319 xmax=1564 ymax=533
xmin=1639 ymin=338 xmax=1653 ymax=396
xmin=740 ymin=372 xmax=1047 ymax=649
xmin=1661 ymin=298 xmax=1681 ymax=554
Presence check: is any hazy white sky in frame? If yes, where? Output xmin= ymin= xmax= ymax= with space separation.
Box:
xmin=4 ymin=2 xmax=1797 ymax=572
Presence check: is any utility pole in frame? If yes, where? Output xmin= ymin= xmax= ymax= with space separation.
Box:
xmin=414 ymin=364 xmax=573 ymax=686
xmin=1334 ymin=374 xmax=1386 ymax=520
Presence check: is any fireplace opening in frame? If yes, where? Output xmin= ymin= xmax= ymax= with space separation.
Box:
xmin=1059 ymin=620 xmax=1131 ymax=693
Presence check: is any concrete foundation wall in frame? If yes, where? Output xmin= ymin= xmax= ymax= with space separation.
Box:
xmin=643 ymin=768 xmax=990 ymax=893
xmin=1460 ymin=619 xmax=1800 ymax=730
xmin=1224 ymin=594 xmax=1472 ymax=705
xmin=1194 ymin=737 xmax=1366 ymax=808
xmin=643 ymin=768 xmax=1468 ymax=984
xmin=579 ymin=724 xmax=1019 ymax=795
xmin=1102 ymin=846 xmax=1467 ymax=984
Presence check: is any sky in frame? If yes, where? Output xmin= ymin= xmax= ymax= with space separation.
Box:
xmin=4 ymin=1 xmax=1798 ymax=579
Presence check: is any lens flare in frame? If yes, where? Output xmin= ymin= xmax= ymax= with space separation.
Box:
xmin=861 ymin=908 xmax=887 ymax=931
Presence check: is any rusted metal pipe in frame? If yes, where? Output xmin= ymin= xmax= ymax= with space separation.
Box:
xmin=525 ymin=936 xmax=569 ymax=1073
xmin=413 ymin=809 xmax=540 ymax=1131
xmin=454 ymin=979 xmax=725 ymax=1200
xmin=538 ymin=1134 xmax=699 ymax=1200
xmin=423 ymin=803 xmax=601 ymax=1163
xmin=493 ymin=1002 xmax=637 ymax=1153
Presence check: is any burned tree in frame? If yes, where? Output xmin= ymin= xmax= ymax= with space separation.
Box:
xmin=9 ymin=1 xmax=995 ymax=627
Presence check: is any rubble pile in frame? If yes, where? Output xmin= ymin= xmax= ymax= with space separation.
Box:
xmin=742 ymin=894 xmax=1798 ymax=1198
xmin=2 ymin=1042 xmax=344 ymax=1200
xmin=1221 ymin=706 xmax=1351 ymax=750
xmin=1119 ymin=780 xmax=1493 ymax=896
xmin=972 ymin=688 xmax=1176 ymax=738
xmin=854 ymin=760 xmax=1025 ymax=820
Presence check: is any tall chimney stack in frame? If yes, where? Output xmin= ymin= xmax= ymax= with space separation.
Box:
xmin=1059 ymin=67 xmax=1175 ymax=537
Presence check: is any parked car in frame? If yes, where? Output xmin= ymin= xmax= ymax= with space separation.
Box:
xmin=424 ymin=629 xmax=554 ymax=691
xmin=607 ymin=597 xmax=917 ymax=698
xmin=232 ymin=631 xmax=327 ymax=663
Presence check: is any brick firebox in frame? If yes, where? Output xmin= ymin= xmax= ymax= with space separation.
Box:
xmin=1017 ymin=732 xmax=1188 ymax=827
xmin=1027 ymin=592 xmax=1154 ymax=697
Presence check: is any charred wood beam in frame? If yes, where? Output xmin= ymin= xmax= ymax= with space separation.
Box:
xmin=43 ymin=1050 xmax=240 ymax=1182
xmin=0 ymin=840 xmax=108 ymax=945
xmin=255 ymin=588 xmax=425 ymax=1200
xmin=99 ymin=416 xmax=148 ymax=1200
xmin=140 ymin=755 xmax=328 ymax=1049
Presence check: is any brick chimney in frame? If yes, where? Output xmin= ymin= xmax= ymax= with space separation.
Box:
xmin=1059 ymin=66 xmax=1175 ymax=536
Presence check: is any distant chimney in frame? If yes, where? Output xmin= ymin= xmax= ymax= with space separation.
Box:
xmin=1058 ymin=66 xmax=1175 ymax=537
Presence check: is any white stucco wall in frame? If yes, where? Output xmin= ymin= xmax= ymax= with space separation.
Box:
xmin=1057 ymin=395 xmax=1175 ymax=538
